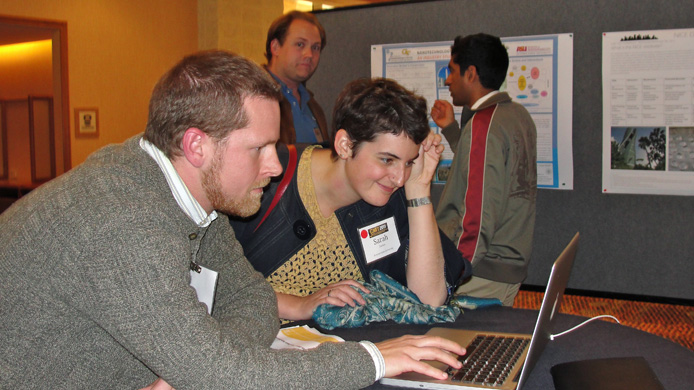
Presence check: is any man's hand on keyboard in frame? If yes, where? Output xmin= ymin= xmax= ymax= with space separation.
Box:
xmin=376 ymin=335 xmax=466 ymax=380
xmin=138 ymin=378 xmax=174 ymax=390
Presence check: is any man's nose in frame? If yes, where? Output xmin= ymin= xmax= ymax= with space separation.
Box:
xmin=303 ymin=46 xmax=314 ymax=59
xmin=265 ymin=150 xmax=283 ymax=178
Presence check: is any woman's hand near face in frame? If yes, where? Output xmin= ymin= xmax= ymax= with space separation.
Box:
xmin=275 ymin=280 xmax=370 ymax=321
xmin=405 ymin=131 xmax=444 ymax=197
xmin=402 ymin=131 xmax=448 ymax=307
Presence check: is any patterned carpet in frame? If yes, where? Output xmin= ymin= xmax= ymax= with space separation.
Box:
xmin=513 ymin=290 xmax=694 ymax=351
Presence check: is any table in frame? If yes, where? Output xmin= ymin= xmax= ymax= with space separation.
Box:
xmin=308 ymin=306 xmax=694 ymax=389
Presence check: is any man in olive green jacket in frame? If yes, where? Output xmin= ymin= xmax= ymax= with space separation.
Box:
xmin=433 ymin=34 xmax=537 ymax=306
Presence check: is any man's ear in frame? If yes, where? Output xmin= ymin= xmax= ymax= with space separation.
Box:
xmin=270 ymin=38 xmax=281 ymax=57
xmin=464 ymin=65 xmax=479 ymax=83
xmin=180 ymin=128 xmax=208 ymax=168
xmin=334 ymin=129 xmax=353 ymax=159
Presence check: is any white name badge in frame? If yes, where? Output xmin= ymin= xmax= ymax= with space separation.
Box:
xmin=189 ymin=262 xmax=218 ymax=315
xmin=358 ymin=216 xmax=401 ymax=264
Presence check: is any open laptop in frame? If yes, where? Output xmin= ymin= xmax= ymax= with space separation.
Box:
xmin=381 ymin=232 xmax=580 ymax=390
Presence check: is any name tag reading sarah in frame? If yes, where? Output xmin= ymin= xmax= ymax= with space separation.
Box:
xmin=189 ymin=262 xmax=218 ymax=315
xmin=358 ymin=217 xmax=401 ymax=264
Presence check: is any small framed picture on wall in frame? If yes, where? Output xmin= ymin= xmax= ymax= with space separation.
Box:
xmin=75 ymin=107 xmax=99 ymax=138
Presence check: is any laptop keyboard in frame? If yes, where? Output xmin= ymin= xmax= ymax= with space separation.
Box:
xmin=446 ymin=335 xmax=530 ymax=387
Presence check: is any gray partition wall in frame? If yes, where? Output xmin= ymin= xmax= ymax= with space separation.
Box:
xmin=309 ymin=0 xmax=694 ymax=301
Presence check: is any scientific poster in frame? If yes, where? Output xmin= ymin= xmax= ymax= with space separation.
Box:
xmin=371 ymin=33 xmax=574 ymax=189
xmin=602 ymin=28 xmax=694 ymax=196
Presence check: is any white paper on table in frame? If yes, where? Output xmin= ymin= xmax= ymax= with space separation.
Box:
xmin=271 ymin=325 xmax=345 ymax=350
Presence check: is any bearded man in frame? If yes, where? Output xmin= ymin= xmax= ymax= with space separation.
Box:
xmin=0 ymin=50 xmax=464 ymax=389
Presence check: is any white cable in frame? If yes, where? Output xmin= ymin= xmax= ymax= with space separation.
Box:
xmin=550 ymin=315 xmax=621 ymax=340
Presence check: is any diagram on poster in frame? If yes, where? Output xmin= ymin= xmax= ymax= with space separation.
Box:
xmin=506 ymin=59 xmax=552 ymax=112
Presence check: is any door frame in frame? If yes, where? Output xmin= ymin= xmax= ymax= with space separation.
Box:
xmin=0 ymin=15 xmax=71 ymax=173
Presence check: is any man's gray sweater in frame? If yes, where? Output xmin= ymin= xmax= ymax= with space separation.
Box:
xmin=0 ymin=135 xmax=375 ymax=389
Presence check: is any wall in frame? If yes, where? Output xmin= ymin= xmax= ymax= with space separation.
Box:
xmin=312 ymin=0 xmax=694 ymax=300
xmin=0 ymin=0 xmax=198 ymax=167
xmin=199 ymin=0 xmax=283 ymax=66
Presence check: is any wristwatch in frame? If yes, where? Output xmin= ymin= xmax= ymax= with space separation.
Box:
xmin=406 ymin=196 xmax=432 ymax=208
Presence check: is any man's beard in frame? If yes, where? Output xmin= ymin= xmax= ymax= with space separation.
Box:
xmin=202 ymin=151 xmax=270 ymax=217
